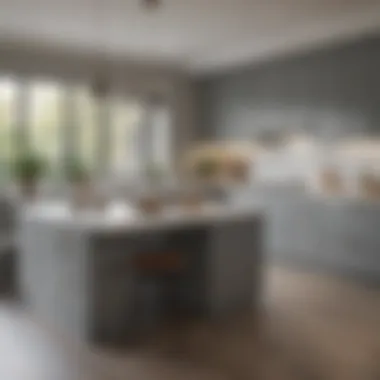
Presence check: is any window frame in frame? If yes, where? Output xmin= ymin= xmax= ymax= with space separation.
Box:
xmin=0 ymin=72 xmax=173 ymax=184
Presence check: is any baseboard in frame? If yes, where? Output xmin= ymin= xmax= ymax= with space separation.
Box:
xmin=269 ymin=253 xmax=380 ymax=289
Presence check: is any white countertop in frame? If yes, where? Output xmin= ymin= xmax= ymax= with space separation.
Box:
xmin=21 ymin=200 xmax=261 ymax=233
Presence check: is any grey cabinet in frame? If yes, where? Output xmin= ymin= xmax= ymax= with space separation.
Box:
xmin=230 ymin=186 xmax=380 ymax=280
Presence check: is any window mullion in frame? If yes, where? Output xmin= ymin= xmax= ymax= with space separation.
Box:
xmin=95 ymin=97 xmax=111 ymax=178
xmin=138 ymin=100 xmax=154 ymax=175
xmin=14 ymin=77 xmax=30 ymax=153
xmin=129 ymin=100 xmax=142 ymax=178
xmin=62 ymin=86 xmax=76 ymax=161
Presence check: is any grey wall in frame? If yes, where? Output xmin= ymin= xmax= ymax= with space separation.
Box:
xmin=196 ymin=34 xmax=380 ymax=141
xmin=196 ymin=34 xmax=380 ymax=282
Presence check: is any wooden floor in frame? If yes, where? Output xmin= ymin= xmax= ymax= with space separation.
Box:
xmin=1 ymin=266 xmax=380 ymax=380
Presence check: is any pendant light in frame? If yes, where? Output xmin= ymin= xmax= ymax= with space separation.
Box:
xmin=142 ymin=0 xmax=161 ymax=10
xmin=91 ymin=0 xmax=110 ymax=98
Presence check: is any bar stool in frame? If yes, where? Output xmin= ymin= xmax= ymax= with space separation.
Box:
xmin=131 ymin=251 xmax=188 ymax=336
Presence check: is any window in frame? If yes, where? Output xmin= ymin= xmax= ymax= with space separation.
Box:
xmin=0 ymin=78 xmax=17 ymax=180
xmin=132 ymin=100 xmax=172 ymax=175
xmin=29 ymin=81 xmax=64 ymax=171
xmin=0 ymin=74 xmax=172 ymax=182
xmin=74 ymin=87 xmax=98 ymax=171
xmin=109 ymin=97 xmax=143 ymax=175
xmin=150 ymin=104 xmax=172 ymax=170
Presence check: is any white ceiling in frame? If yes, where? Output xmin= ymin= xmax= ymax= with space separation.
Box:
xmin=1 ymin=0 xmax=380 ymax=74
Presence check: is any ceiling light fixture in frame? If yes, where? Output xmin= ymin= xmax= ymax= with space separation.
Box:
xmin=142 ymin=0 xmax=161 ymax=10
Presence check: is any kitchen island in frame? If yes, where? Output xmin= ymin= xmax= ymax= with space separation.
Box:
xmin=19 ymin=202 xmax=263 ymax=344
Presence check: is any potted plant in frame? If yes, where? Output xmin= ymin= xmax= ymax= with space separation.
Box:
xmin=12 ymin=151 xmax=47 ymax=199
xmin=63 ymin=156 xmax=92 ymax=208
xmin=63 ymin=156 xmax=89 ymax=184
xmin=194 ymin=156 xmax=220 ymax=182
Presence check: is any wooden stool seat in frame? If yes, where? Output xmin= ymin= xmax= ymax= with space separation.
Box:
xmin=130 ymin=251 xmax=189 ymax=337
xmin=133 ymin=252 xmax=186 ymax=276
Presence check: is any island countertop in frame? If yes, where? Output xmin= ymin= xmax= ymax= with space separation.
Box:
xmin=21 ymin=201 xmax=262 ymax=233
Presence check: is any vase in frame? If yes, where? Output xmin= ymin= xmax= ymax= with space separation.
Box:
xmin=19 ymin=179 xmax=38 ymax=201
xmin=70 ymin=180 xmax=92 ymax=209
xmin=138 ymin=196 xmax=163 ymax=215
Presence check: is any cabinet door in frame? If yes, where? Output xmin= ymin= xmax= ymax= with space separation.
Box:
xmin=207 ymin=218 xmax=262 ymax=316
xmin=332 ymin=204 xmax=380 ymax=277
xmin=91 ymin=235 xmax=138 ymax=342
xmin=270 ymin=198 xmax=326 ymax=263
